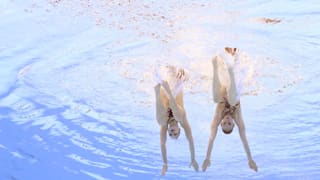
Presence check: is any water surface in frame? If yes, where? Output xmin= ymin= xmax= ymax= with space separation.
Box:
xmin=0 ymin=0 xmax=319 ymax=179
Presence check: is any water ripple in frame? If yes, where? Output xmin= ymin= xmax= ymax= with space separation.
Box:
xmin=1 ymin=0 xmax=320 ymax=179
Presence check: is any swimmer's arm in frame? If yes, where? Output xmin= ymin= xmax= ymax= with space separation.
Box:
xmin=160 ymin=125 xmax=168 ymax=175
xmin=155 ymin=84 xmax=168 ymax=126
xmin=205 ymin=118 xmax=219 ymax=159
xmin=181 ymin=119 xmax=196 ymax=161
xmin=162 ymin=81 xmax=198 ymax=171
xmin=180 ymin=118 xmax=198 ymax=171
xmin=202 ymin=103 xmax=223 ymax=171
xmin=235 ymin=107 xmax=258 ymax=172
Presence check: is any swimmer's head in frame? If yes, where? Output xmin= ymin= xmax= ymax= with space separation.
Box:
xmin=221 ymin=114 xmax=235 ymax=134
xmin=168 ymin=120 xmax=180 ymax=139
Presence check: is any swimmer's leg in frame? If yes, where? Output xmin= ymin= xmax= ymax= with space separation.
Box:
xmin=173 ymin=68 xmax=188 ymax=107
xmin=224 ymin=47 xmax=239 ymax=106
xmin=175 ymin=91 xmax=184 ymax=109
xmin=212 ymin=56 xmax=223 ymax=103
xmin=161 ymin=81 xmax=185 ymax=123
xmin=155 ymin=84 xmax=169 ymax=126
xmin=227 ymin=65 xmax=238 ymax=106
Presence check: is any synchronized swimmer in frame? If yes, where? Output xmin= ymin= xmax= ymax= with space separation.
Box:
xmin=154 ymin=66 xmax=199 ymax=176
xmin=154 ymin=47 xmax=258 ymax=175
xmin=202 ymin=47 xmax=258 ymax=172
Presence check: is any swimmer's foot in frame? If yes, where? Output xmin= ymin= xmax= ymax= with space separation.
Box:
xmin=173 ymin=68 xmax=188 ymax=97
xmin=154 ymin=83 xmax=162 ymax=95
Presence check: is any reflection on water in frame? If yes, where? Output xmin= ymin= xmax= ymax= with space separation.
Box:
xmin=0 ymin=0 xmax=320 ymax=179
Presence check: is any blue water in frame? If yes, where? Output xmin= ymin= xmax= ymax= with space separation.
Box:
xmin=1 ymin=0 xmax=320 ymax=179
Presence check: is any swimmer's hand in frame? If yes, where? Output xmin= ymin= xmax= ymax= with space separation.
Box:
xmin=189 ymin=159 xmax=199 ymax=172
xmin=202 ymin=158 xmax=211 ymax=172
xmin=249 ymin=159 xmax=258 ymax=172
xmin=161 ymin=164 xmax=168 ymax=176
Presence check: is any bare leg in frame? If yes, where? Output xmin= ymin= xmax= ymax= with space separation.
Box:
xmin=155 ymin=84 xmax=169 ymax=126
xmin=213 ymin=56 xmax=223 ymax=103
xmin=227 ymin=65 xmax=238 ymax=106
xmin=175 ymin=87 xmax=184 ymax=108
xmin=161 ymin=81 xmax=185 ymax=123
xmin=224 ymin=47 xmax=239 ymax=106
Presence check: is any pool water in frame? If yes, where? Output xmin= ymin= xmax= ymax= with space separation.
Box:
xmin=0 ymin=0 xmax=319 ymax=179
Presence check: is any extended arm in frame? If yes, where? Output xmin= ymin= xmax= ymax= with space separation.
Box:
xmin=202 ymin=103 xmax=223 ymax=172
xmin=155 ymin=84 xmax=170 ymax=175
xmin=181 ymin=118 xmax=199 ymax=172
xmin=160 ymin=125 xmax=168 ymax=175
xmin=235 ymin=106 xmax=258 ymax=172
